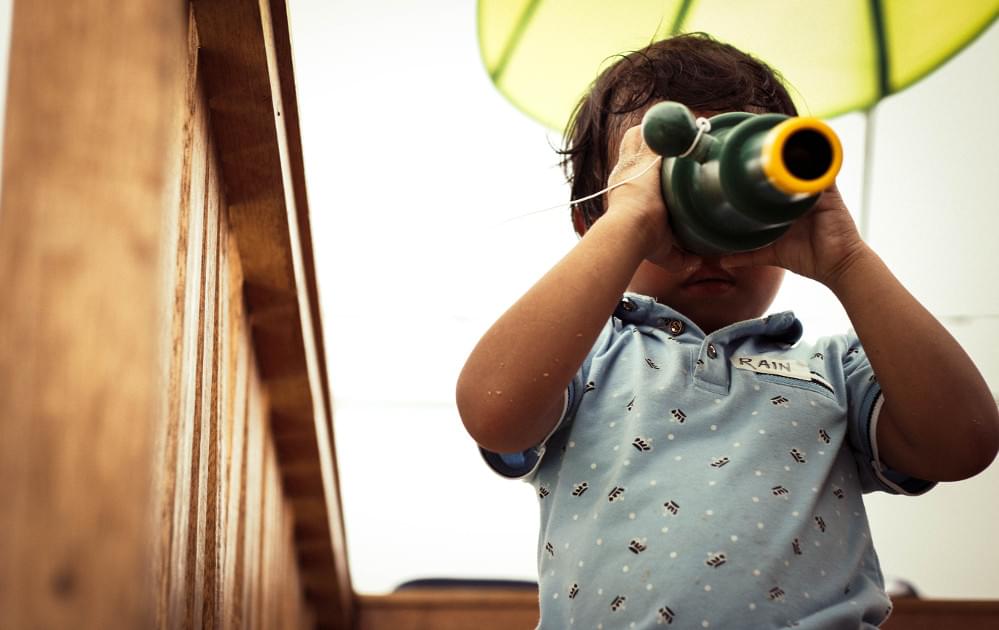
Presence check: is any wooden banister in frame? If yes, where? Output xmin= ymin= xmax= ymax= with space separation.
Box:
xmin=0 ymin=1 xmax=352 ymax=627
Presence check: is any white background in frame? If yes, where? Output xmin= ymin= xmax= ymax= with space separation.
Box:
xmin=286 ymin=1 xmax=999 ymax=597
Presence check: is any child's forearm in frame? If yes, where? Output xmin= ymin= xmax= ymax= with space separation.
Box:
xmin=827 ymin=244 xmax=999 ymax=481
xmin=457 ymin=210 xmax=656 ymax=453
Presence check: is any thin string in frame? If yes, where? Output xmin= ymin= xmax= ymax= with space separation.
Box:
xmin=678 ymin=117 xmax=711 ymax=158
xmin=497 ymin=156 xmax=663 ymax=225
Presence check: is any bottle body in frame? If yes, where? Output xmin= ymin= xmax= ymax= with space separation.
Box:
xmin=642 ymin=102 xmax=842 ymax=255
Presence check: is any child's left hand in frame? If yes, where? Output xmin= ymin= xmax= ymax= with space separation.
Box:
xmin=724 ymin=181 xmax=999 ymax=482
xmin=720 ymin=183 xmax=868 ymax=288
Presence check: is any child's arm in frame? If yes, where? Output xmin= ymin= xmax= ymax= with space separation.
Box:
xmin=457 ymin=129 xmax=680 ymax=454
xmin=724 ymin=187 xmax=999 ymax=481
xmin=826 ymin=244 xmax=998 ymax=481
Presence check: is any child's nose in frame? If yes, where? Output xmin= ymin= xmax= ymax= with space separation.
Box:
xmin=689 ymin=255 xmax=723 ymax=270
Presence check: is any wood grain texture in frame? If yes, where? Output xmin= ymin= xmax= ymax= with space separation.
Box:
xmin=1 ymin=0 xmax=342 ymax=626
xmin=169 ymin=0 xmax=352 ymax=625
xmin=0 ymin=0 xmax=186 ymax=627
xmin=155 ymin=28 xmax=314 ymax=623
xmin=190 ymin=0 xmax=353 ymax=626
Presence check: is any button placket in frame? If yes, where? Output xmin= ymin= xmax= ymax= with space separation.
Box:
xmin=694 ymin=338 xmax=729 ymax=392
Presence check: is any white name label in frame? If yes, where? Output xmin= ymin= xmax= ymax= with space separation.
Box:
xmin=731 ymin=355 xmax=813 ymax=381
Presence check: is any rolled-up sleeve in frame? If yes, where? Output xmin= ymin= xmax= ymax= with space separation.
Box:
xmin=480 ymin=320 xmax=614 ymax=480
xmin=842 ymin=334 xmax=936 ymax=495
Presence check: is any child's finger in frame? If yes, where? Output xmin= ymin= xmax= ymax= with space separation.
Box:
xmin=610 ymin=128 xmax=654 ymax=178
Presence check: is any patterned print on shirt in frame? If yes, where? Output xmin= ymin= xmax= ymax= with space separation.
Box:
xmin=646 ymin=357 xmax=660 ymax=370
xmin=670 ymin=409 xmax=687 ymax=424
xmin=705 ymin=552 xmax=727 ymax=568
xmin=610 ymin=595 xmax=627 ymax=612
xmin=608 ymin=486 xmax=626 ymax=502
xmin=572 ymin=482 xmax=589 ymax=497
xmin=771 ymin=395 xmax=790 ymax=407
xmin=657 ymin=605 xmax=676 ymax=624
xmin=633 ymin=437 xmax=653 ymax=452
xmin=789 ymin=448 xmax=806 ymax=464
xmin=663 ymin=500 xmax=680 ymax=515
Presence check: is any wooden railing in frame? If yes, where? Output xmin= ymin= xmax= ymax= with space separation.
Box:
xmin=0 ymin=1 xmax=350 ymax=628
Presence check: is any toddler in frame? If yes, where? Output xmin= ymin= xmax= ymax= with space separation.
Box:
xmin=456 ymin=33 xmax=998 ymax=629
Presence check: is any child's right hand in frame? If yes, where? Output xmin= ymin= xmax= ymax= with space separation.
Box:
xmin=457 ymin=124 xmax=705 ymax=454
xmin=606 ymin=125 xmax=697 ymax=273
xmin=458 ymin=125 xmax=682 ymax=454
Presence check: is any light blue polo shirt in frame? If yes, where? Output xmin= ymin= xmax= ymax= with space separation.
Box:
xmin=482 ymin=293 xmax=933 ymax=629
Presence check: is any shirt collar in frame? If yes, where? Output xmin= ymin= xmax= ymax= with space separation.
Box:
xmin=615 ymin=292 xmax=803 ymax=346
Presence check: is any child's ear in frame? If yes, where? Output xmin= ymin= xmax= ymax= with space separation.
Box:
xmin=571 ymin=206 xmax=588 ymax=236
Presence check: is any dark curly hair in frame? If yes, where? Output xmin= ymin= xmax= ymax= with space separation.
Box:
xmin=559 ymin=33 xmax=797 ymax=233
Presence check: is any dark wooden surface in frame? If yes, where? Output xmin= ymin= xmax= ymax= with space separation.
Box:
xmin=356 ymin=589 xmax=999 ymax=630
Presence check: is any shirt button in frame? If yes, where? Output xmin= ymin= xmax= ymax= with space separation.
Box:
xmin=707 ymin=343 xmax=718 ymax=359
xmin=668 ymin=320 xmax=684 ymax=335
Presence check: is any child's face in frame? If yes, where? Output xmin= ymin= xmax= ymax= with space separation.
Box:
xmin=608 ymin=104 xmax=785 ymax=332
xmin=628 ymin=258 xmax=785 ymax=333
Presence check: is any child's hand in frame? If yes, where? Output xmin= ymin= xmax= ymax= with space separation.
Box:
xmin=606 ymin=125 xmax=697 ymax=273
xmin=720 ymin=183 xmax=867 ymax=287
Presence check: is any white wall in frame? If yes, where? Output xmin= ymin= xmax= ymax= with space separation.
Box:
xmin=288 ymin=0 xmax=999 ymax=597
xmin=859 ymin=24 xmax=999 ymax=599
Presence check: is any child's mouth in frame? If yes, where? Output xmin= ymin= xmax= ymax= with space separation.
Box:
xmin=681 ymin=268 xmax=736 ymax=295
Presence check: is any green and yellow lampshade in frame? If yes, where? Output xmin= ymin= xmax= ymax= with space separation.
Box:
xmin=478 ymin=0 xmax=999 ymax=132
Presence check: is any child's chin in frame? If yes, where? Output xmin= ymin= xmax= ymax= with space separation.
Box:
xmin=684 ymin=303 xmax=757 ymax=333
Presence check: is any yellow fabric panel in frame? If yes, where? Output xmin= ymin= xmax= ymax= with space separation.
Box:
xmin=884 ymin=0 xmax=999 ymax=91
xmin=478 ymin=0 xmax=535 ymax=69
xmin=477 ymin=0 xmax=999 ymax=131
xmin=682 ymin=0 xmax=877 ymax=118
xmin=483 ymin=0 xmax=686 ymax=130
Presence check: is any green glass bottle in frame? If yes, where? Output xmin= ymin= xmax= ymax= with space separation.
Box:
xmin=641 ymin=101 xmax=843 ymax=256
